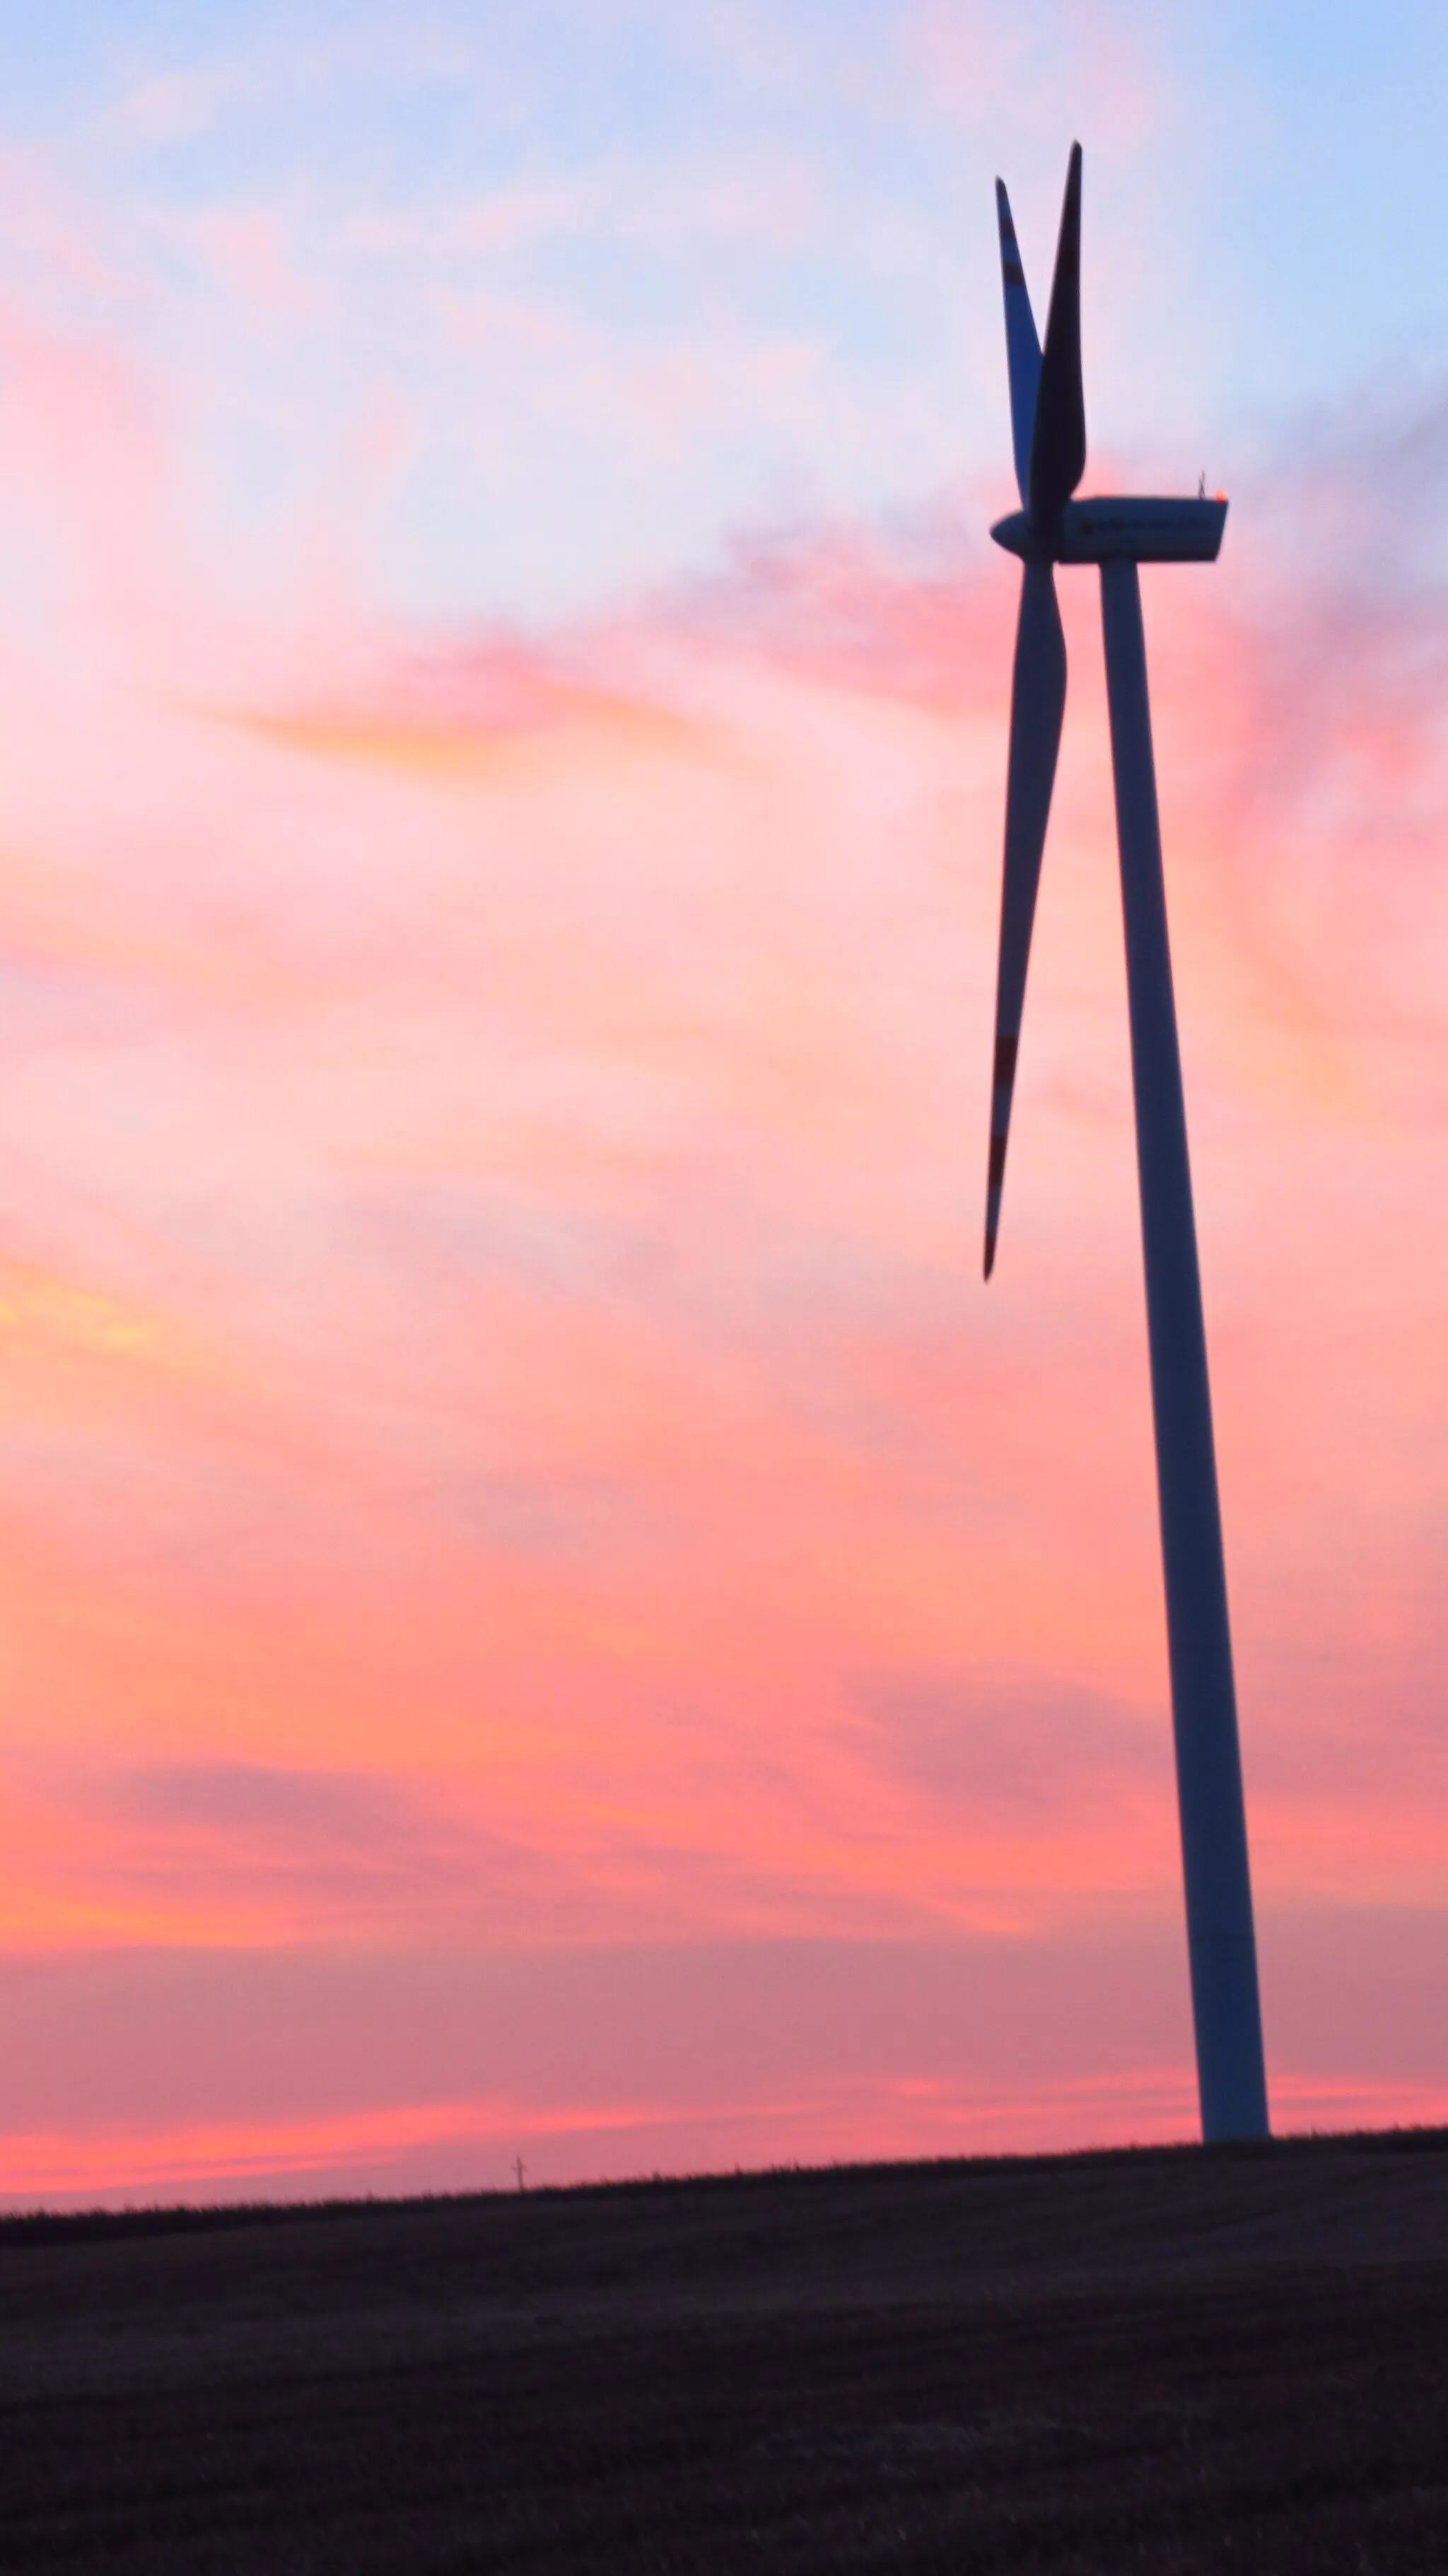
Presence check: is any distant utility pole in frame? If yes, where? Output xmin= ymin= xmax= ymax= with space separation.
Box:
xmin=515 ymin=2155 xmax=527 ymax=2194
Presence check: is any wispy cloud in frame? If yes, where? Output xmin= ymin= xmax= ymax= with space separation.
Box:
xmin=2 ymin=1913 xmax=1445 ymax=2203
xmin=0 ymin=23 xmax=1446 ymax=2189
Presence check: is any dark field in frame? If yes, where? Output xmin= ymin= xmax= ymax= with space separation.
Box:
xmin=3 ymin=2131 xmax=1448 ymax=2571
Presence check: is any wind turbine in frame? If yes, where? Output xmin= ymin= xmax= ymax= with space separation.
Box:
xmin=984 ymin=144 xmax=1269 ymax=2143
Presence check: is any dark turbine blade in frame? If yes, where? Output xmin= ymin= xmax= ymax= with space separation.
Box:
xmin=1027 ymin=141 xmax=1085 ymax=522
xmin=985 ymin=561 xmax=1067 ymax=1279
xmin=996 ymin=177 xmax=1041 ymax=508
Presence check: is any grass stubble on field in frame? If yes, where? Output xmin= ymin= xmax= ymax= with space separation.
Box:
xmin=1 ymin=2130 xmax=1447 ymax=2571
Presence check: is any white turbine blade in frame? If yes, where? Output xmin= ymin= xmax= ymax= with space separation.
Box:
xmin=985 ymin=560 xmax=1066 ymax=1279
xmin=996 ymin=178 xmax=1041 ymax=508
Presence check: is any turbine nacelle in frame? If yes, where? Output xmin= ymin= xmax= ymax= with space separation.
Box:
xmin=983 ymin=142 xmax=1229 ymax=1284
xmin=990 ymin=494 xmax=1228 ymax=566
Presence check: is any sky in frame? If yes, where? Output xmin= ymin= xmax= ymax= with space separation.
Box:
xmin=0 ymin=0 xmax=1446 ymax=2205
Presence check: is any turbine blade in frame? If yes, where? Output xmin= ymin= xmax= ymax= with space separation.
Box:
xmin=985 ymin=560 xmax=1066 ymax=1279
xmin=996 ymin=178 xmax=1041 ymax=507
xmin=1027 ymin=141 xmax=1085 ymax=521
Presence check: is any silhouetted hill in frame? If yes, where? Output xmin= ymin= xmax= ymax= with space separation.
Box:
xmin=2 ymin=2126 xmax=1447 ymax=2569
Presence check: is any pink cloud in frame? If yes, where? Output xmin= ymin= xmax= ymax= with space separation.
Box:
xmin=1 ymin=1913 xmax=1444 ymax=2207
xmin=0 ymin=156 xmax=1445 ymax=2196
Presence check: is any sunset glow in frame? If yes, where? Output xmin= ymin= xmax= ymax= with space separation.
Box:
xmin=1 ymin=2 xmax=1446 ymax=2203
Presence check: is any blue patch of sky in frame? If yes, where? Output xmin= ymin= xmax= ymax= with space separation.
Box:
xmin=3 ymin=1 xmax=1447 ymax=619
xmin=1169 ymin=1 xmax=1448 ymax=411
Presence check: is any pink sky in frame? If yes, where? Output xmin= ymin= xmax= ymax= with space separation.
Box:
xmin=1 ymin=17 xmax=1447 ymax=2201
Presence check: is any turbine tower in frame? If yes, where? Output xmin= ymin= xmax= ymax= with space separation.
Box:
xmin=984 ymin=144 xmax=1269 ymax=2143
